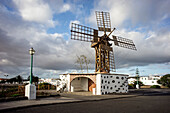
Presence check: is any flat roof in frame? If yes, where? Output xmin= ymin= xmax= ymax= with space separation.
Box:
xmin=60 ymin=73 xmax=128 ymax=76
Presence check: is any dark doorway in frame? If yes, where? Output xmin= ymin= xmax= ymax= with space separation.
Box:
xmin=88 ymin=78 xmax=96 ymax=92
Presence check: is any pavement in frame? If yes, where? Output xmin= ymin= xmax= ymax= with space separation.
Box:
xmin=0 ymin=89 xmax=170 ymax=112
xmin=0 ymin=91 xmax=137 ymax=112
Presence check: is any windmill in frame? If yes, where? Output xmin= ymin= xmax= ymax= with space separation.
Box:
xmin=71 ymin=11 xmax=136 ymax=73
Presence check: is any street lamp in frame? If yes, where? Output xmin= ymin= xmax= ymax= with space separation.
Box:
xmin=29 ymin=47 xmax=35 ymax=84
xmin=25 ymin=47 xmax=36 ymax=100
xmin=4 ymin=75 xmax=8 ymax=79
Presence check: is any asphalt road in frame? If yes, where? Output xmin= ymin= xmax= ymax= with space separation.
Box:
xmin=5 ymin=94 xmax=170 ymax=113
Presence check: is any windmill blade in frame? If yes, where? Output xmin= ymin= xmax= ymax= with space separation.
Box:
xmin=111 ymin=35 xmax=137 ymax=50
xmin=110 ymin=50 xmax=116 ymax=72
xmin=71 ymin=23 xmax=98 ymax=42
xmin=95 ymin=11 xmax=111 ymax=32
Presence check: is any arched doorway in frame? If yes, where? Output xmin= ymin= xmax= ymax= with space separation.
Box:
xmin=88 ymin=78 xmax=96 ymax=92
xmin=70 ymin=77 xmax=96 ymax=92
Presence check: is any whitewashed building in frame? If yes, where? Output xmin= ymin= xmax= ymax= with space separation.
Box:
xmin=39 ymin=78 xmax=59 ymax=85
xmin=128 ymin=75 xmax=161 ymax=86
xmin=140 ymin=75 xmax=161 ymax=86
xmin=59 ymin=73 xmax=129 ymax=95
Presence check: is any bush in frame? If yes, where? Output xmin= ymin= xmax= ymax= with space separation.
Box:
xmin=38 ymin=82 xmax=56 ymax=90
xmin=11 ymin=94 xmax=20 ymax=97
xmin=157 ymin=74 xmax=170 ymax=88
xmin=128 ymin=81 xmax=144 ymax=89
xmin=128 ymin=84 xmax=134 ymax=89
xmin=150 ymin=85 xmax=161 ymax=88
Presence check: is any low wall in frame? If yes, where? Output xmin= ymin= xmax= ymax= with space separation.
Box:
xmin=97 ymin=74 xmax=129 ymax=95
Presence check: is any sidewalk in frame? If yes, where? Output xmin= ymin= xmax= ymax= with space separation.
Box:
xmin=0 ymin=91 xmax=137 ymax=111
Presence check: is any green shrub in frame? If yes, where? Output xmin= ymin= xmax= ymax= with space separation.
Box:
xmin=128 ymin=84 xmax=134 ymax=89
xmin=11 ymin=94 xmax=20 ymax=97
xmin=38 ymin=82 xmax=51 ymax=90
xmin=150 ymin=85 xmax=161 ymax=88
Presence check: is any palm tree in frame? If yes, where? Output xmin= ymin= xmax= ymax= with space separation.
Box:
xmin=16 ymin=75 xmax=23 ymax=84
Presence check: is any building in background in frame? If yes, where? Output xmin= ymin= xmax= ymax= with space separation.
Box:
xmin=128 ymin=75 xmax=162 ymax=86
xmin=39 ymin=78 xmax=59 ymax=85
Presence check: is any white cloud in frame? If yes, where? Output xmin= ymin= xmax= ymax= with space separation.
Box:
xmin=0 ymin=59 xmax=14 ymax=65
xmin=59 ymin=4 xmax=71 ymax=13
xmin=44 ymin=0 xmax=71 ymax=13
xmin=13 ymin=0 xmax=54 ymax=25
xmin=88 ymin=0 xmax=170 ymax=28
xmin=112 ymin=29 xmax=170 ymax=68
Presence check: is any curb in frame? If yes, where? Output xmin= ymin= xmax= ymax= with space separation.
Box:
xmin=0 ymin=94 xmax=60 ymax=103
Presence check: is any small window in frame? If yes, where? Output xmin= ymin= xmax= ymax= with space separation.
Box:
xmin=152 ymin=81 xmax=154 ymax=83
xmin=116 ymin=76 xmax=119 ymax=79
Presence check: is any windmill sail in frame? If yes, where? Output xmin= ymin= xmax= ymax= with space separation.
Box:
xmin=112 ymin=35 xmax=137 ymax=50
xmin=95 ymin=11 xmax=111 ymax=32
xmin=110 ymin=50 xmax=116 ymax=72
xmin=71 ymin=23 xmax=98 ymax=42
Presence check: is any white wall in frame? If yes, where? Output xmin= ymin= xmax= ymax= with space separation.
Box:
xmin=81 ymin=78 xmax=88 ymax=91
xmin=128 ymin=78 xmax=136 ymax=84
xmin=99 ymin=74 xmax=128 ymax=94
xmin=96 ymin=74 xmax=101 ymax=95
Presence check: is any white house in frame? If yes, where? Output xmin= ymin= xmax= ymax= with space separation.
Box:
xmin=128 ymin=75 xmax=162 ymax=86
xmin=39 ymin=78 xmax=59 ymax=85
xmin=140 ymin=75 xmax=161 ymax=86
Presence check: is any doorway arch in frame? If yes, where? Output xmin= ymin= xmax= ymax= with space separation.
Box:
xmin=70 ymin=77 xmax=96 ymax=92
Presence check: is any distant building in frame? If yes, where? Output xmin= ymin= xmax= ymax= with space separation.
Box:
xmin=128 ymin=77 xmax=137 ymax=84
xmin=39 ymin=78 xmax=59 ymax=85
xmin=0 ymin=78 xmax=7 ymax=82
xmin=128 ymin=75 xmax=162 ymax=86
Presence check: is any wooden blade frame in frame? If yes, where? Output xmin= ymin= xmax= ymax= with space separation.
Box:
xmin=112 ymin=35 xmax=137 ymax=50
xmin=110 ymin=51 xmax=116 ymax=72
xmin=95 ymin=11 xmax=111 ymax=33
xmin=71 ymin=23 xmax=98 ymax=42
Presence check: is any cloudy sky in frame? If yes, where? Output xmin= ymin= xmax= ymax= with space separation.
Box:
xmin=0 ymin=0 xmax=170 ymax=79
